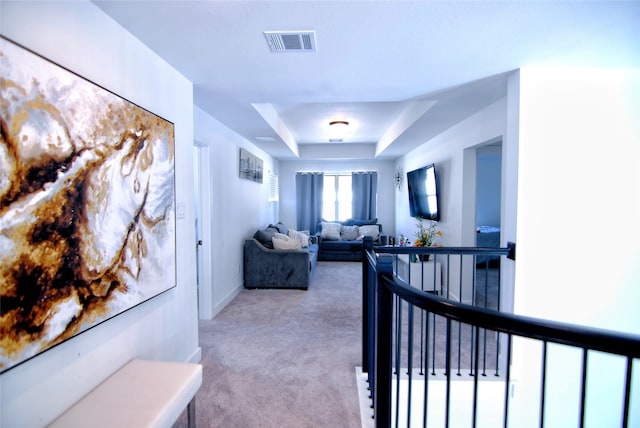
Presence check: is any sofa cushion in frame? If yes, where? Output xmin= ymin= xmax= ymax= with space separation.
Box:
xmin=271 ymin=222 xmax=289 ymax=235
xmin=320 ymin=240 xmax=363 ymax=252
xmin=272 ymin=234 xmax=302 ymax=250
xmin=288 ymin=229 xmax=311 ymax=248
xmin=321 ymin=222 xmax=342 ymax=240
xmin=253 ymin=227 xmax=278 ymax=249
xmin=359 ymin=224 xmax=379 ymax=240
xmin=340 ymin=225 xmax=360 ymax=241
xmin=348 ymin=218 xmax=378 ymax=226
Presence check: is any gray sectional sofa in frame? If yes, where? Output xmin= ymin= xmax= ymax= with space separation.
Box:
xmin=244 ymin=222 xmax=318 ymax=289
xmin=315 ymin=219 xmax=386 ymax=261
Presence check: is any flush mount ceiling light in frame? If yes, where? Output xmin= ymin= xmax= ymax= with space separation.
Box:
xmin=329 ymin=120 xmax=349 ymax=128
xmin=328 ymin=120 xmax=349 ymax=141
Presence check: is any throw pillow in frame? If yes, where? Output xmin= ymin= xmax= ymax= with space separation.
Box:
xmin=351 ymin=218 xmax=378 ymax=226
xmin=321 ymin=222 xmax=342 ymax=240
xmin=288 ymin=229 xmax=310 ymax=248
xmin=340 ymin=225 xmax=360 ymax=241
xmin=359 ymin=224 xmax=379 ymax=240
xmin=253 ymin=227 xmax=278 ymax=249
xmin=273 ymin=232 xmax=290 ymax=241
xmin=272 ymin=234 xmax=302 ymax=250
xmin=274 ymin=222 xmax=289 ymax=235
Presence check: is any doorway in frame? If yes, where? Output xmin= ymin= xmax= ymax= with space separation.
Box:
xmin=475 ymin=141 xmax=502 ymax=246
xmin=462 ymin=138 xmax=503 ymax=246
xmin=193 ymin=142 xmax=213 ymax=319
xmin=461 ymin=137 xmax=506 ymax=306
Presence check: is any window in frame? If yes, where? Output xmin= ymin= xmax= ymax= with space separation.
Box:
xmin=322 ymin=174 xmax=352 ymax=221
xmin=268 ymin=172 xmax=279 ymax=202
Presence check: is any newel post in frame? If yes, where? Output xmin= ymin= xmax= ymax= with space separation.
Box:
xmin=362 ymin=238 xmax=374 ymax=372
xmin=374 ymin=253 xmax=394 ymax=428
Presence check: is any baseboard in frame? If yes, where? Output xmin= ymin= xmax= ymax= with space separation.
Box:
xmin=186 ymin=346 xmax=202 ymax=364
xmin=355 ymin=367 xmax=374 ymax=428
xmin=446 ymin=290 xmax=461 ymax=302
xmin=211 ymin=283 xmax=243 ymax=318
xmin=445 ymin=290 xmax=479 ymax=305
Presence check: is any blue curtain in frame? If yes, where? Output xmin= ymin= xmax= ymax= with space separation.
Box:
xmin=352 ymin=172 xmax=377 ymax=220
xmin=296 ymin=172 xmax=324 ymax=234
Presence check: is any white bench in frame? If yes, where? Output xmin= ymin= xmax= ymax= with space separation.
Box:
xmin=48 ymin=359 xmax=203 ymax=428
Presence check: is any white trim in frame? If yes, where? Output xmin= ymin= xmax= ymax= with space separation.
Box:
xmin=212 ymin=284 xmax=243 ymax=319
xmin=194 ymin=142 xmax=213 ymax=320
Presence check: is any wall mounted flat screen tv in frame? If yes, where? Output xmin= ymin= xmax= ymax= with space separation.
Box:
xmin=407 ymin=163 xmax=440 ymax=221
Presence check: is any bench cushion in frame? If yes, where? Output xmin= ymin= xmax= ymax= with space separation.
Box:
xmin=49 ymin=359 xmax=202 ymax=428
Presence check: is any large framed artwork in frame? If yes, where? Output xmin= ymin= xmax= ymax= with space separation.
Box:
xmin=0 ymin=37 xmax=177 ymax=373
xmin=239 ymin=148 xmax=263 ymax=183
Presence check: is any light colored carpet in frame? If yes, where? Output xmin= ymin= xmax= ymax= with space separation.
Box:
xmin=175 ymin=261 xmax=364 ymax=427
xmin=173 ymin=261 xmax=502 ymax=427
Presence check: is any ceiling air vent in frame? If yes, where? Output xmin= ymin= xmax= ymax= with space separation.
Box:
xmin=264 ymin=31 xmax=316 ymax=52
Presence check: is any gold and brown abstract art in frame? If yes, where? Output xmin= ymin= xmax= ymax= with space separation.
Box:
xmin=0 ymin=38 xmax=176 ymax=373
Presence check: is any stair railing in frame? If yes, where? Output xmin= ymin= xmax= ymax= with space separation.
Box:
xmin=362 ymin=243 xmax=640 ymax=428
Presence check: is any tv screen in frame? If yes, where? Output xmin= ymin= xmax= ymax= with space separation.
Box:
xmin=407 ymin=164 xmax=439 ymax=221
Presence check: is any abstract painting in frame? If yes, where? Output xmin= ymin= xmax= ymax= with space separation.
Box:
xmin=0 ymin=37 xmax=177 ymax=373
xmin=239 ymin=148 xmax=263 ymax=183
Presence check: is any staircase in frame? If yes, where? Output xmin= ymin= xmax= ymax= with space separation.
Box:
xmin=362 ymin=244 xmax=640 ymax=427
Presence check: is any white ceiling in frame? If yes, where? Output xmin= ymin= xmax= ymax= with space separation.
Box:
xmin=94 ymin=1 xmax=640 ymax=160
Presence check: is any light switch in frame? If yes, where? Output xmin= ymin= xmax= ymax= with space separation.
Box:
xmin=176 ymin=203 xmax=186 ymax=219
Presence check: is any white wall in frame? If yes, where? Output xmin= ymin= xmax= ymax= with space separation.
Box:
xmin=391 ymin=66 xmax=640 ymax=425
xmin=509 ymin=66 xmax=640 ymax=427
xmin=515 ymin=66 xmax=640 ymax=331
xmin=394 ymin=98 xmax=508 ymax=246
xmin=278 ymin=159 xmax=395 ymax=235
xmin=1 ymin=2 xmax=200 ymax=426
xmin=194 ymin=106 xmax=278 ymax=317
xmin=394 ymin=98 xmax=511 ymax=302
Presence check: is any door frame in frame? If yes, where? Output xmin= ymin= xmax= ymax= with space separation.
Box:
xmin=194 ymin=141 xmax=213 ymax=319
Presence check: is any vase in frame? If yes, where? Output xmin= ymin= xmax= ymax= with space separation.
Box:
xmin=418 ymin=254 xmax=430 ymax=262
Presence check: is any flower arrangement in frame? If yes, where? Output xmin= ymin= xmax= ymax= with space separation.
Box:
xmin=413 ymin=216 xmax=442 ymax=247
